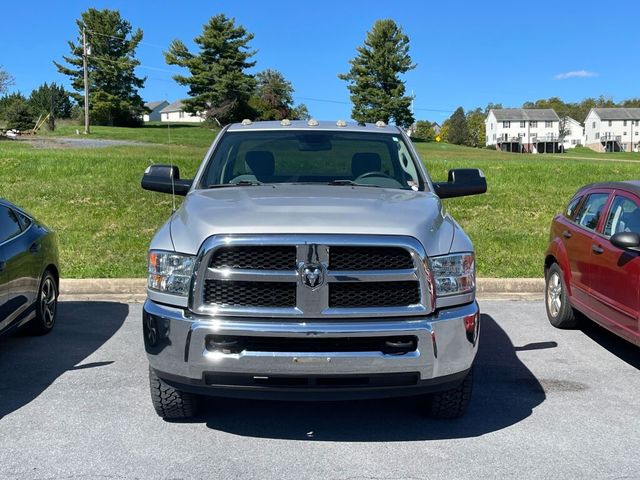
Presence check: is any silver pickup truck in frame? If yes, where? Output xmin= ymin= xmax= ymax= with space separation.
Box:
xmin=141 ymin=120 xmax=486 ymax=420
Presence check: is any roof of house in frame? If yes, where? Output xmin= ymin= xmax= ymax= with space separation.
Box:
xmin=160 ymin=100 xmax=186 ymax=114
xmin=145 ymin=100 xmax=168 ymax=111
xmin=564 ymin=116 xmax=583 ymax=126
xmin=591 ymin=108 xmax=640 ymax=120
xmin=490 ymin=108 xmax=559 ymax=122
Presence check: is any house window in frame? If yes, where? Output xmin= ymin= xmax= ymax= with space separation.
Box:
xmin=624 ymin=131 xmax=627 ymax=136
xmin=635 ymin=120 xmax=639 ymax=126
xmin=595 ymin=132 xmax=600 ymax=139
xmin=567 ymin=130 xmax=572 ymax=136
xmin=592 ymin=121 xmax=596 ymax=128
xmin=179 ymin=111 xmax=185 ymax=119
xmin=503 ymin=121 xmax=510 ymax=128
xmin=530 ymin=121 xmax=537 ymax=128
xmin=520 ymin=121 xmax=525 ymax=128
xmin=623 ymin=120 xmax=627 ymax=126
xmin=545 ymin=121 xmax=552 ymax=127
xmin=518 ymin=133 xmax=525 ymax=138
xmin=636 ymin=131 xmax=639 ymax=136
xmin=493 ymin=134 xmax=496 ymax=140
xmin=608 ymin=120 xmax=612 ymax=126
xmin=571 ymin=139 xmax=577 ymax=145
xmin=491 ymin=123 xmax=494 ymax=130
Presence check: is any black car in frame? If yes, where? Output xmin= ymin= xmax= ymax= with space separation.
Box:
xmin=0 ymin=199 xmax=59 ymax=337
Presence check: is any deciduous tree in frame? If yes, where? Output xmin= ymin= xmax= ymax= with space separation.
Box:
xmin=413 ymin=120 xmax=436 ymax=141
xmin=339 ymin=19 xmax=415 ymax=128
xmin=0 ymin=66 xmax=13 ymax=95
xmin=250 ymin=69 xmax=308 ymax=120
xmin=165 ymin=14 xmax=256 ymax=125
xmin=54 ymin=8 xmax=146 ymax=126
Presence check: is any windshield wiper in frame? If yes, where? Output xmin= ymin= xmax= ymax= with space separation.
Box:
xmin=328 ymin=179 xmax=380 ymax=187
xmin=207 ymin=180 xmax=263 ymax=188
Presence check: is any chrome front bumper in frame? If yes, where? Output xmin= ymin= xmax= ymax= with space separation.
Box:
xmin=143 ymin=299 xmax=479 ymax=397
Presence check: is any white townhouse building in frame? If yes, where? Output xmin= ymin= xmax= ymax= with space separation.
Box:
xmin=485 ymin=109 xmax=562 ymax=153
xmin=143 ymin=100 xmax=169 ymax=122
xmin=561 ymin=116 xmax=584 ymax=150
xmin=584 ymin=108 xmax=640 ymax=152
xmin=160 ymin=100 xmax=205 ymax=123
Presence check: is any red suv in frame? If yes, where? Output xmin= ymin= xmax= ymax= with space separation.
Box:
xmin=545 ymin=181 xmax=640 ymax=346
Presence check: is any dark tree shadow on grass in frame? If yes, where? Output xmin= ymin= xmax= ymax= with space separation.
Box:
xmin=0 ymin=301 xmax=128 ymax=419
xmin=197 ymin=314 xmax=548 ymax=441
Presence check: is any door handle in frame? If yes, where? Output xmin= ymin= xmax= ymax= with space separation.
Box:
xmin=29 ymin=242 xmax=41 ymax=253
xmin=592 ymin=244 xmax=604 ymax=254
xmin=562 ymin=230 xmax=572 ymax=239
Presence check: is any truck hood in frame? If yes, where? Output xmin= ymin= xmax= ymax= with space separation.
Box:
xmin=168 ymin=185 xmax=459 ymax=256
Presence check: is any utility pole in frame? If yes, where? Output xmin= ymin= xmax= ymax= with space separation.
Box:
xmin=82 ymin=27 xmax=90 ymax=134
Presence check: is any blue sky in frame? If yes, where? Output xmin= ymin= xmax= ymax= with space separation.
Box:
xmin=2 ymin=0 xmax=638 ymax=123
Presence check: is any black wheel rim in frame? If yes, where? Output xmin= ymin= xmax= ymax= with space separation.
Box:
xmin=40 ymin=277 xmax=57 ymax=328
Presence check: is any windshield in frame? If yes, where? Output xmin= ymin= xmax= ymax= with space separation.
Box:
xmin=199 ymin=130 xmax=424 ymax=190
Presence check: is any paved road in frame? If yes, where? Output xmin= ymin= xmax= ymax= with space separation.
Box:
xmin=0 ymin=301 xmax=638 ymax=480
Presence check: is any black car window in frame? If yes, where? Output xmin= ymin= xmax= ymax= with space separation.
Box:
xmin=575 ymin=193 xmax=609 ymax=232
xmin=603 ymin=196 xmax=640 ymax=236
xmin=565 ymin=196 xmax=583 ymax=220
xmin=16 ymin=211 xmax=31 ymax=230
xmin=0 ymin=206 xmax=23 ymax=243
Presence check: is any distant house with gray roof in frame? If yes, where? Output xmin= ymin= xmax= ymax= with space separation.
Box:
xmin=584 ymin=108 xmax=640 ymax=152
xmin=143 ymin=100 xmax=169 ymax=122
xmin=485 ymin=108 xmax=563 ymax=153
xmin=160 ymin=100 xmax=205 ymax=123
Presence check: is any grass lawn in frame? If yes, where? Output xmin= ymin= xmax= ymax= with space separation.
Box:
xmin=1 ymin=125 xmax=639 ymax=278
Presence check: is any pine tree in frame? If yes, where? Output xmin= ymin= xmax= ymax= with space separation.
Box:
xmin=339 ymin=19 xmax=416 ymax=128
xmin=447 ymin=107 xmax=469 ymax=146
xmin=6 ymin=99 xmax=34 ymax=131
xmin=54 ymin=8 xmax=146 ymax=126
xmin=29 ymin=82 xmax=73 ymax=130
xmin=165 ymin=14 xmax=257 ymax=125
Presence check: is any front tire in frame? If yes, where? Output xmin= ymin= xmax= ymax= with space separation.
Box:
xmin=545 ymin=263 xmax=578 ymax=329
xmin=24 ymin=270 xmax=58 ymax=335
xmin=425 ymin=368 xmax=473 ymax=419
xmin=149 ymin=367 xmax=200 ymax=420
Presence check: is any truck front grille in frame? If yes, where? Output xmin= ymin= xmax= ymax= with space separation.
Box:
xmin=329 ymin=246 xmax=413 ymax=270
xmin=209 ymin=246 xmax=296 ymax=270
xmin=204 ymin=280 xmax=296 ymax=308
xmin=192 ymin=235 xmax=433 ymax=318
xmin=329 ymin=281 xmax=421 ymax=308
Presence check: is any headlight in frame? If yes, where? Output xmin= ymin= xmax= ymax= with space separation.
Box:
xmin=148 ymin=251 xmax=195 ymax=296
xmin=430 ymin=253 xmax=475 ymax=297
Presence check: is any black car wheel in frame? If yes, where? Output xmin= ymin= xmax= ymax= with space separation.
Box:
xmin=25 ymin=270 xmax=58 ymax=335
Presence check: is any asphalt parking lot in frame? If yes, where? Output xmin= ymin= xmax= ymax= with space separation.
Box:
xmin=0 ymin=300 xmax=638 ymax=480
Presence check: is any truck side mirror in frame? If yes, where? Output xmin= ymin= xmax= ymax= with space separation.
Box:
xmin=433 ymin=168 xmax=487 ymax=199
xmin=141 ymin=164 xmax=192 ymax=196
xmin=610 ymin=232 xmax=640 ymax=250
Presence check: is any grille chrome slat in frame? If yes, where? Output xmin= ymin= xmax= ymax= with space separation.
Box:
xmin=327 ymin=269 xmax=417 ymax=283
xmin=190 ymin=235 xmax=434 ymax=318
xmin=207 ymin=268 xmax=297 ymax=283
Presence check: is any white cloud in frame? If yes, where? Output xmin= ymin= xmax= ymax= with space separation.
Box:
xmin=554 ymin=70 xmax=598 ymax=80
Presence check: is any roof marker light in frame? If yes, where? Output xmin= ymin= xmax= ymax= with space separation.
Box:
xmin=336 ymin=120 xmax=347 ymax=127
xmin=241 ymin=119 xmax=252 ymax=126
xmin=280 ymin=119 xmax=291 ymax=126
xmin=375 ymin=120 xmax=387 ymax=128
xmin=307 ymin=119 xmax=319 ymax=127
